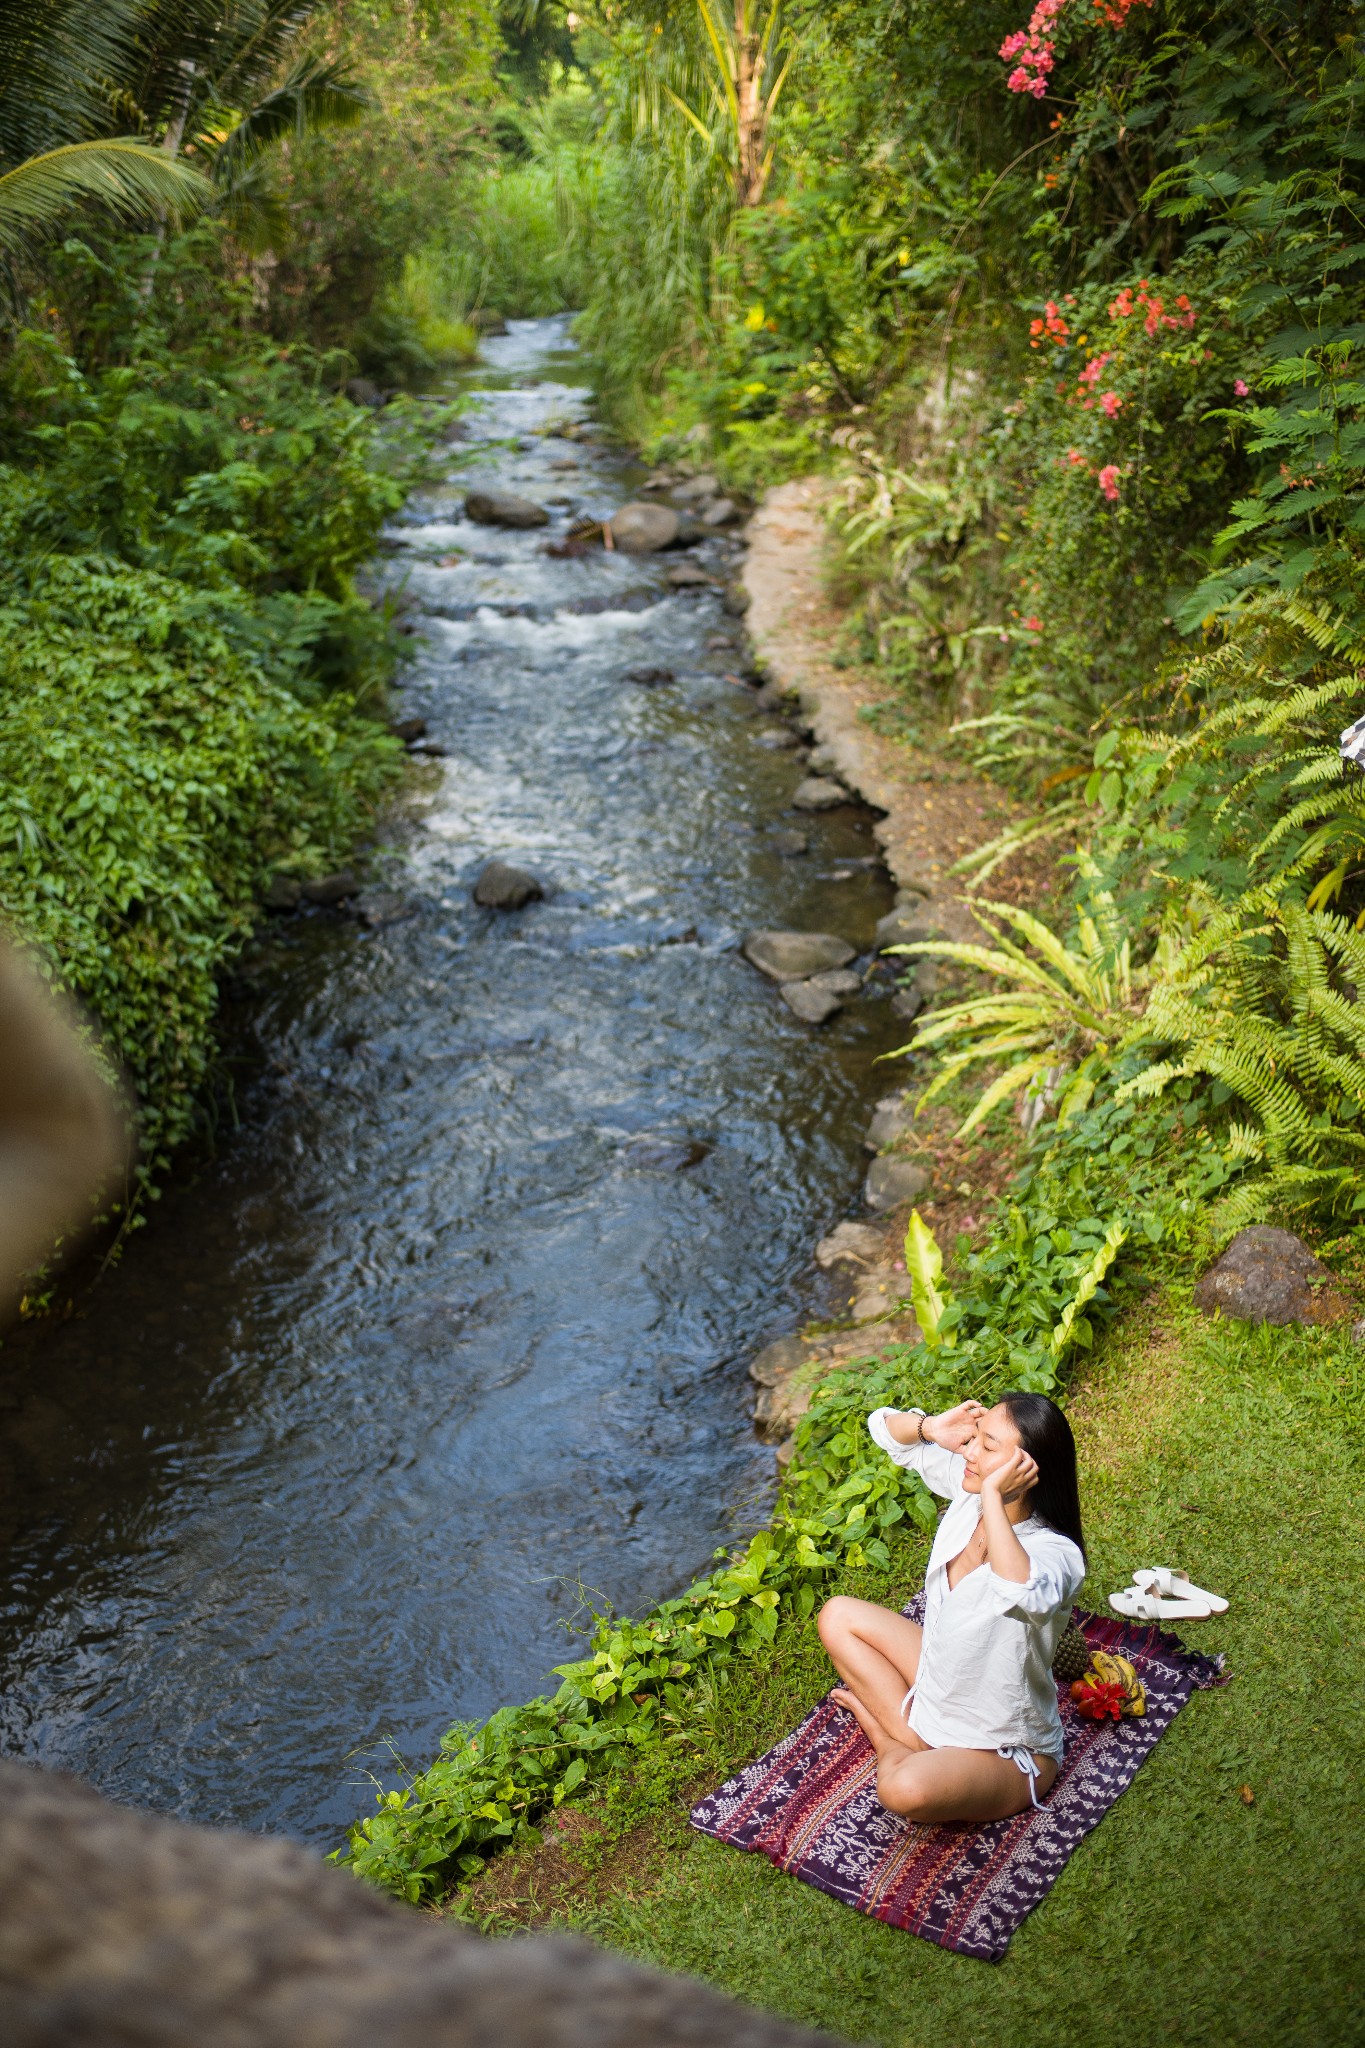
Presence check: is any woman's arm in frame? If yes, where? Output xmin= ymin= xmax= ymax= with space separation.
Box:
xmin=867 ymin=1402 xmax=980 ymax=1499
xmin=979 ymin=1446 xmax=1038 ymax=1585
xmin=879 ymin=1401 xmax=984 ymax=1450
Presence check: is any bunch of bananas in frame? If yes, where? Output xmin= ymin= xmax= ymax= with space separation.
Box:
xmin=1069 ymin=1650 xmax=1147 ymax=1722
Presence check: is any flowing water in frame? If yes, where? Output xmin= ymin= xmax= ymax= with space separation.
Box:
xmin=0 ymin=318 xmax=907 ymax=1846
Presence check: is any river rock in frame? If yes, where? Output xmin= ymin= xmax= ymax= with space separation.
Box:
xmin=344 ymin=376 xmax=385 ymax=408
xmin=465 ymin=488 xmax=549 ymax=529
xmin=623 ymin=665 xmax=675 ymax=686
xmin=748 ymin=1334 xmax=807 ymax=1387
xmin=742 ymin=930 xmax=857 ymax=982
xmin=754 ymin=1378 xmax=813 ymax=1440
xmin=623 ymin=1135 xmax=710 ymax=1171
xmin=815 ymin=1220 xmax=884 ymax=1270
xmin=608 ymin=502 xmax=680 ymax=553
xmin=472 ymin=860 xmax=544 ymax=910
xmin=876 ymin=907 xmax=941 ymax=952
xmin=0 ymin=1759 xmax=831 ymax=2048
xmin=391 ymin=716 xmax=427 ymax=744
xmin=722 ymin=581 xmax=751 ymax=616
xmin=302 ymin=871 xmax=360 ymax=907
xmin=701 ymin=497 xmax=739 ymax=526
xmin=791 ymin=777 xmax=848 ymax=812
xmin=755 ymin=728 xmax=802 ymax=750
xmin=865 ymin=1156 xmax=933 ymax=1211
xmin=864 ymin=1092 xmax=912 ymax=1151
xmin=780 ymin=980 xmax=844 ymax=1025
xmin=263 ymin=876 xmax=302 ymax=913
xmin=771 ymin=829 xmax=809 ymax=856
xmin=672 ymin=473 xmax=720 ymax=504
xmin=355 ymin=892 xmax=414 ymax=930
xmin=1193 ymin=1226 xmax=1352 ymax=1326
xmin=469 ymin=306 xmax=508 ymax=333
xmin=850 ymin=1265 xmax=908 ymax=1322
xmin=665 ymin=560 xmax=711 ymax=587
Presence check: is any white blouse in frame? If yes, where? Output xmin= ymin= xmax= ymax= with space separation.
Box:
xmin=868 ymin=1408 xmax=1086 ymax=1763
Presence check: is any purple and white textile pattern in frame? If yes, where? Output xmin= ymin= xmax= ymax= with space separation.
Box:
xmin=689 ymin=1601 xmax=1224 ymax=1961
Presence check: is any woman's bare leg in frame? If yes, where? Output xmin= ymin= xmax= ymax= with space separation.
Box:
xmin=817 ymin=1596 xmax=924 ymax=1745
xmin=832 ymin=1688 xmax=1059 ymax=1822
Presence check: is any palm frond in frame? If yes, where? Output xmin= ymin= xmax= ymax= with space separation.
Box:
xmin=0 ymin=138 xmax=207 ymax=247
xmin=204 ymin=57 xmax=374 ymax=189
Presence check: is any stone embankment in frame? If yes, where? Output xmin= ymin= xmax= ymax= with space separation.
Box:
xmin=737 ymin=477 xmax=1020 ymax=1460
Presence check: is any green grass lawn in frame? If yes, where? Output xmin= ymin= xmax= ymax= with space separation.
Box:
xmin=464 ymin=1287 xmax=1365 ymax=2046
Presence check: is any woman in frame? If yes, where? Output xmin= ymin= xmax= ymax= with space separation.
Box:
xmin=818 ymin=1392 xmax=1086 ymax=1823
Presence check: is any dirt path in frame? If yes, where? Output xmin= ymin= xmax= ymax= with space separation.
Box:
xmin=742 ymin=478 xmax=1019 ymax=943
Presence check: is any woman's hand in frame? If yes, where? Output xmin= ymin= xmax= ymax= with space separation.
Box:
xmin=924 ymin=1400 xmax=985 ymax=1452
xmin=981 ymin=1445 xmax=1039 ymax=1506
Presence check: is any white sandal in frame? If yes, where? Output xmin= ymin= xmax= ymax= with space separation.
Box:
xmin=1134 ymin=1567 xmax=1228 ymax=1614
xmin=1108 ymin=1566 xmax=1227 ymax=1621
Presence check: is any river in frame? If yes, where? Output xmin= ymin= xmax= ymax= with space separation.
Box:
xmin=0 ymin=317 xmax=905 ymax=1847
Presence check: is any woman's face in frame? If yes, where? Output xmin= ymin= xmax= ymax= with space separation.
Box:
xmin=960 ymin=1404 xmax=1025 ymax=1496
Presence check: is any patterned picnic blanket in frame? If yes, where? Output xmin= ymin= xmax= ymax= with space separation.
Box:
xmin=690 ymin=1602 xmax=1223 ymax=1961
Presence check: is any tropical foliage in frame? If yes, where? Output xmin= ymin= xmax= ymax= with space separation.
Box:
xmin=0 ymin=2 xmax=494 ymax=1214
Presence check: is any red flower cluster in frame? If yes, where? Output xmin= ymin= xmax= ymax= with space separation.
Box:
xmin=1099 ymin=390 xmax=1123 ymax=417
xmin=1097 ymin=463 xmax=1122 ymax=500
xmin=1071 ymin=1674 xmax=1126 ymax=1720
xmin=1109 ymin=280 xmax=1196 ymax=336
xmin=1029 ymin=300 xmax=1071 ymax=348
xmin=1076 ymin=351 xmax=1113 ymax=387
xmin=1000 ymin=0 xmax=1152 ymax=96
xmin=1000 ymin=0 xmax=1065 ymax=98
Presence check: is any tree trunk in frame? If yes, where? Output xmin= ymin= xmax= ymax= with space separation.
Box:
xmin=734 ymin=0 xmax=770 ymax=207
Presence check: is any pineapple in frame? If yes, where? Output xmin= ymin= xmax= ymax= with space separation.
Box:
xmin=1051 ymin=1618 xmax=1090 ymax=1684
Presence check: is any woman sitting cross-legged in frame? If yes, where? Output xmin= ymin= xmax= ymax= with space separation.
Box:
xmin=818 ymin=1393 xmax=1086 ymax=1823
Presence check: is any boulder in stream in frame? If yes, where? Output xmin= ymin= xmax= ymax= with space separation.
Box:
xmin=263 ymin=876 xmax=302 ymax=914
xmin=791 ymin=776 xmax=848 ymax=812
xmin=608 ymin=502 xmax=680 ymax=553
xmin=301 ymin=872 xmax=360 ymax=908
xmin=671 ymin=473 xmax=720 ymax=505
xmin=472 ymin=860 xmax=544 ymax=910
xmin=465 ymin=489 xmax=549 ymax=529
xmin=876 ymin=907 xmax=942 ymax=952
xmin=623 ymin=1135 xmax=710 ymax=1172
xmin=742 ymin=930 xmax=857 ymax=982
xmin=780 ymin=981 xmax=844 ymax=1025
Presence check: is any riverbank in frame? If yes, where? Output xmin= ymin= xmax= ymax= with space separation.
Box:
xmin=438 ymin=480 xmax=1365 ymax=2047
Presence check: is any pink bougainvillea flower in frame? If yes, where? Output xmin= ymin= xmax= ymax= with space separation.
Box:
xmin=1097 ymin=464 xmax=1121 ymax=501
xmin=1077 ymin=351 xmax=1113 ymax=387
xmin=1023 ymin=616 xmax=1043 ymax=631
xmin=1234 ymin=378 xmax=1250 ymax=397
xmin=1066 ymin=447 xmax=1088 ymax=468
xmin=1099 ymin=390 xmax=1122 ymax=416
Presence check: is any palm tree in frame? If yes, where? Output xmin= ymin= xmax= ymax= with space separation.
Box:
xmin=0 ymin=0 xmax=371 ymax=255
xmin=0 ymin=1 xmax=206 ymax=252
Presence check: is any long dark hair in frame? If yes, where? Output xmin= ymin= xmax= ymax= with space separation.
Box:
xmin=998 ymin=1391 xmax=1086 ymax=1561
